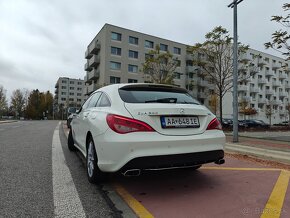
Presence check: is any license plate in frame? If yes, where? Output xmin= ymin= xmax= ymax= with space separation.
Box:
xmin=160 ymin=116 xmax=200 ymax=128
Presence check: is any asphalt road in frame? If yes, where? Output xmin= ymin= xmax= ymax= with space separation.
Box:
xmin=0 ymin=121 xmax=120 ymax=218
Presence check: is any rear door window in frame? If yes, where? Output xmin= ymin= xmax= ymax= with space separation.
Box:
xmin=87 ymin=92 xmax=102 ymax=108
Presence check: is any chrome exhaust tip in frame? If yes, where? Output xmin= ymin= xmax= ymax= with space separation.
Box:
xmin=122 ymin=169 xmax=141 ymax=177
xmin=215 ymin=159 xmax=225 ymax=165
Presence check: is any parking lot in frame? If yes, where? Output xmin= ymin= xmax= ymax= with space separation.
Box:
xmin=113 ymin=156 xmax=290 ymax=218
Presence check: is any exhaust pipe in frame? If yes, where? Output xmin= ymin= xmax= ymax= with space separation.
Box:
xmin=122 ymin=169 xmax=141 ymax=177
xmin=215 ymin=159 xmax=225 ymax=165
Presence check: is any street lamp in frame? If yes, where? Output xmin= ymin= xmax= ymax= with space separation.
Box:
xmin=228 ymin=0 xmax=244 ymax=143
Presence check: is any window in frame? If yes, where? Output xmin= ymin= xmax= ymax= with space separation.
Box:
xmin=173 ymin=47 xmax=181 ymax=55
xmin=129 ymin=36 xmax=138 ymax=45
xmin=77 ymin=87 xmax=82 ymax=91
xmin=111 ymin=47 xmax=121 ymax=56
xmin=97 ymin=94 xmax=111 ymax=107
xmin=110 ymin=76 xmax=121 ymax=84
xmin=61 ymin=86 xmax=66 ymax=89
xmin=110 ymin=61 xmax=121 ymax=70
xmin=77 ymin=99 xmax=82 ymax=102
xmin=174 ymin=72 xmax=181 ymax=79
xmin=128 ymin=79 xmax=138 ymax=83
xmin=61 ymin=98 xmax=66 ymax=101
xmin=88 ymin=92 xmax=102 ymax=108
xmin=61 ymin=92 xmax=66 ymax=95
xmin=69 ymin=81 xmax=74 ymax=84
xmin=145 ymin=53 xmax=154 ymax=60
xmin=175 ymin=60 xmax=181 ymax=67
xmin=69 ymin=98 xmax=74 ymax=101
xmin=111 ymin=32 xmax=121 ymax=41
xmin=69 ymin=87 xmax=74 ymax=90
xmin=160 ymin=43 xmax=168 ymax=51
xmin=77 ymin=82 xmax=82 ymax=85
xmin=77 ymin=93 xmax=82 ymax=96
xmin=128 ymin=64 xmax=138 ymax=73
xmin=69 ymin=92 xmax=74 ymax=96
xmin=145 ymin=40 xmax=154 ymax=48
xmin=129 ymin=50 xmax=138 ymax=59
xmin=62 ymin=80 xmax=67 ymax=83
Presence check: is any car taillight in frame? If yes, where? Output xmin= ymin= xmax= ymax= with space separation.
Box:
xmin=206 ymin=118 xmax=222 ymax=130
xmin=106 ymin=114 xmax=155 ymax=134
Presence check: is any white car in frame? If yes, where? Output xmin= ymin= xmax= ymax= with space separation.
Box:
xmin=68 ymin=83 xmax=225 ymax=183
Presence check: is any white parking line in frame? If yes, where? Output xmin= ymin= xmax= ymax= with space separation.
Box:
xmin=52 ymin=122 xmax=86 ymax=217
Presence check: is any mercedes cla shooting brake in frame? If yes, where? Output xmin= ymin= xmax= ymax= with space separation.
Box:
xmin=68 ymin=83 xmax=225 ymax=183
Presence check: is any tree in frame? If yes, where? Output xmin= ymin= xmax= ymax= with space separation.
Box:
xmin=188 ymin=26 xmax=249 ymax=122
xmin=141 ymin=45 xmax=178 ymax=84
xmin=26 ymin=90 xmax=53 ymax=119
xmin=0 ymin=85 xmax=8 ymax=118
xmin=265 ymin=102 xmax=276 ymax=126
xmin=10 ymin=89 xmax=26 ymax=118
xmin=265 ymin=3 xmax=290 ymax=60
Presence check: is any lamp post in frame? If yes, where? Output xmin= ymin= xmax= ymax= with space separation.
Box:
xmin=228 ymin=0 xmax=244 ymax=143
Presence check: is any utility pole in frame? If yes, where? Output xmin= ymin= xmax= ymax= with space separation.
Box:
xmin=228 ymin=0 xmax=244 ymax=143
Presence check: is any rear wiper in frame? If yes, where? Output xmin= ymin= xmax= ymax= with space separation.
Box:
xmin=178 ymin=101 xmax=199 ymax=105
xmin=145 ymin=98 xmax=177 ymax=103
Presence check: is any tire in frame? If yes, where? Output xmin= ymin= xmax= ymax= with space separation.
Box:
xmin=68 ymin=130 xmax=76 ymax=151
xmin=86 ymin=137 xmax=107 ymax=183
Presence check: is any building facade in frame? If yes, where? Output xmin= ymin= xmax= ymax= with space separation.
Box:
xmin=84 ymin=24 xmax=290 ymax=124
xmin=54 ymin=77 xmax=85 ymax=108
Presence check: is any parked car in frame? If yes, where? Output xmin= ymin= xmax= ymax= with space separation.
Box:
xmin=68 ymin=84 xmax=225 ymax=183
xmin=222 ymin=118 xmax=233 ymax=128
xmin=242 ymin=119 xmax=270 ymax=128
xmin=67 ymin=107 xmax=78 ymax=129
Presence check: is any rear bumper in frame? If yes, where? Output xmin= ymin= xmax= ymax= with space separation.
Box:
xmin=120 ymin=150 xmax=224 ymax=171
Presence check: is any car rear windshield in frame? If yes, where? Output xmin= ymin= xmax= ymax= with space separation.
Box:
xmin=119 ymin=85 xmax=199 ymax=104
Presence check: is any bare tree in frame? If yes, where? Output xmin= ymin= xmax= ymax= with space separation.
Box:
xmin=188 ymin=26 xmax=249 ymax=121
xmin=10 ymin=89 xmax=26 ymax=119
xmin=265 ymin=102 xmax=276 ymax=126
xmin=0 ymin=85 xmax=8 ymax=118
xmin=142 ymin=45 xmax=178 ymax=84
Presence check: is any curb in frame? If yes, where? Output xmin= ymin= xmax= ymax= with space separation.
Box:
xmin=225 ymin=133 xmax=290 ymax=143
xmin=0 ymin=120 xmax=18 ymax=124
xmin=225 ymin=143 xmax=290 ymax=164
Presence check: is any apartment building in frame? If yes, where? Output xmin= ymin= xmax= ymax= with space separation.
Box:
xmin=54 ymin=77 xmax=85 ymax=108
xmin=84 ymin=24 xmax=290 ymax=124
xmin=223 ymin=48 xmax=290 ymax=124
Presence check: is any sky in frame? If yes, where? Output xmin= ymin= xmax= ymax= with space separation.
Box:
xmin=0 ymin=0 xmax=287 ymax=101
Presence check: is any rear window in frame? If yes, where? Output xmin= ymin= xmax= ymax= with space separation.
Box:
xmin=119 ymin=85 xmax=199 ymax=104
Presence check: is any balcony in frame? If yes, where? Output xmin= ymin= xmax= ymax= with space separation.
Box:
xmin=249 ymin=67 xmax=259 ymax=74
xmin=186 ymin=66 xmax=197 ymax=72
xmin=258 ymin=60 xmax=267 ymax=66
xmin=272 ymin=100 xmax=282 ymax=105
xmin=265 ymin=90 xmax=274 ymax=95
xmin=239 ymin=53 xmax=251 ymax=62
xmin=285 ymin=84 xmax=290 ymax=89
xmin=278 ymin=73 xmax=287 ymax=80
xmin=239 ymin=96 xmax=252 ymax=102
xmin=265 ymin=71 xmax=274 ymax=77
xmin=272 ymin=81 xmax=281 ymax=87
xmin=249 ymin=87 xmax=260 ymax=93
xmin=197 ymin=79 xmax=208 ymax=87
xmin=258 ymin=98 xmax=268 ymax=104
xmin=88 ymin=68 xmax=100 ymax=82
xmin=239 ymin=75 xmax=252 ymax=82
xmin=238 ymin=85 xmax=248 ymax=92
xmin=197 ymin=92 xmax=207 ymax=99
xmin=272 ymin=63 xmax=280 ymax=70
xmin=84 ymin=61 xmax=92 ymax=71
xmin=279 ymin=92 xmax=288 ymax=97
xmin=279 ymin=110 xmax=286 ymax=116
xmin=258 ymin=79 xmax=267 ymax=84
xmin=88 ymin=54 xmax=100 ymax=68
xmin=207 ymin=83 xmax=216 ymax=90
xmin=89 ymin=41 xmax=101 ymax=54
xmin=87 ymin=83 xmax=100 ymax=94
